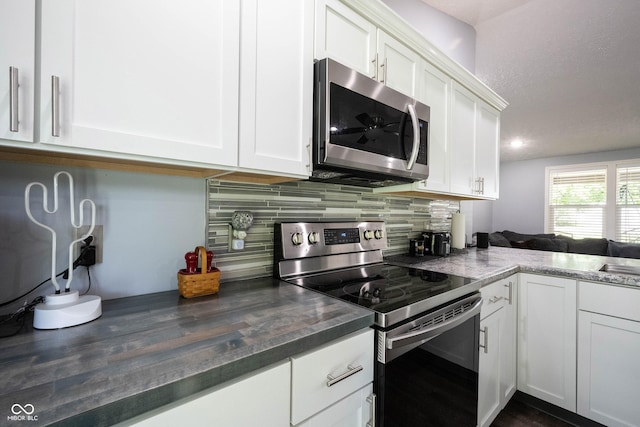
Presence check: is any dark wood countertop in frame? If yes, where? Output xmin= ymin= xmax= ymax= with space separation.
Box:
xmin=0 ymin=278 xmax=374 ymax=426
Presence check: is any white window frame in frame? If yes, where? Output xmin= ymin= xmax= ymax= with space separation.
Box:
xmin=545 ymin=159 xmax=640 ymax=240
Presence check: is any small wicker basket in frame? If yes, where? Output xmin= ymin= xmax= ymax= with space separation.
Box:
xmin=177 ymin=246 xmax=220 ymax=298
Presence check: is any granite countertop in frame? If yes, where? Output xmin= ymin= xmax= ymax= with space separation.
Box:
xmin=0 ymin=278 xmax=374 ymax=427
xmin=386 ymin=246 xmax=640 ymax=289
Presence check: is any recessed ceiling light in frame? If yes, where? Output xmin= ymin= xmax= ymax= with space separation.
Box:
xmin=510 ymin=138 xmax=524 ymax=148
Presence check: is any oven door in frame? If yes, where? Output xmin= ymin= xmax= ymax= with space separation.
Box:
xmin=314 ymin=58 xmax=429 ymax=182
xmin=375 ymin=293 xmax=482 ymax=427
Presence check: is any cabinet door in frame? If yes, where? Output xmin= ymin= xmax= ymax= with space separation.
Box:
xmin=296 ymin=383 xmax=374 ymax=427
xmin=577 ymin=311 xmax=640 ymax=427
xmin=478 ymin=306 xmax=504 ymax=427
xmin=518 ymin=274 xmax=577 ymax=411
xmin=39 ymin=0 xmax=239 ymax=166
xmin=239 ymin=0 xmax=312 ymax=177
xmin=475 ymin=101 xmax=500 ymax=199
xmin=315 ymin=0 xmax=377 ymax=78
xmin=449 ymin=82 xmax=476 ymax=195
xmin=121 ymin=361 xmax=290 ymax=427
xmin=377 ymin=30 xmax=419 ymax=98
xmin=501 ymin=277 xmax=517 ymax=404
xmin=416 ymin=60 xmax=450 ymax=193
xmin=0 ymin=0 xmax=35 ymax=143
xmin=291 ymin=329 xmax=374 ymax=425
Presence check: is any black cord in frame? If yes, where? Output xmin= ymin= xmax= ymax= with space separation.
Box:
xmin=0 ymin=237 xmax=94 ymax=308
xmin=0 ymin=272 xmax=63 ymax=309
xmin=81 ymin=267 xmax=92 ymax=296
xmin=0 ymin=296 xmax=45 ymax=338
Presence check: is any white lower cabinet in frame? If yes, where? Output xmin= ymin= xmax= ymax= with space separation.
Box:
xmin=291 ymin=328 xmax=375 ymax=426
xmin=477 ymin=275 xmax=517 ymax=427
xmin=118 ymin=328 xmax=374 ymax=427
xmin=296 ymin=383 xmax=374 ymax=427
xmin=517 ymin=273 xmax=577 ymax=412
xmin=119 ymin=360 xmax=291 ymax=427
xmin=577 ymin=281 xmax=640 ymax=427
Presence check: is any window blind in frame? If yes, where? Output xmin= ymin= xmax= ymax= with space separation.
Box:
xmin=616 ymin=165 xmax=640 ymax=243
xmin=547 ymin=168 xmax=606 ymax=238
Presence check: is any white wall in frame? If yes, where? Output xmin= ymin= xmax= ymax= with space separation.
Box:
xmin=492 ymin=147 xmax=640 ymax=233
xmin=0 ymin=160 xmax=206 ymax=314
xmin=382 ymin=0 xmax=476 ymax=72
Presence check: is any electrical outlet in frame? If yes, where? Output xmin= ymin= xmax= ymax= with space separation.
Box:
xmin=74 ymin=225 xmax=103 ymax=264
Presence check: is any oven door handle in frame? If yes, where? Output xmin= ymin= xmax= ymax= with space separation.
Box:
xmin=406 ymin=103 xmax=420 ymax=170
xmin=385 ymin=296 xmax=483 ymax=350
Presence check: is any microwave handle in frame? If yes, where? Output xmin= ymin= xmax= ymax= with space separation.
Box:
xmin=406 ymin=104 xmax=420 ymax=170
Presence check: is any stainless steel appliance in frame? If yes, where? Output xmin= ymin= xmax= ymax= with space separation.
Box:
xmin=423 ymin=231 xmax=451 ymax=256
xmin=273 ymin=221 xmax=482 ymax=426
xmin=312 ymin=58 xmax=430 ymax=187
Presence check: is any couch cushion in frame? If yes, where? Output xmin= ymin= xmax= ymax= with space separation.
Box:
xmin=489 ymin=232 xmax=512 ymax=247
xmin=501 ymin=230 xmax=556 ymax=243
xmin=527 ymin=238 xmax=569 ymax=252
xmin=555 ymin=235 xmax=609 ymax=256
xmin=607 ymin=241 xmax=640 ymax=259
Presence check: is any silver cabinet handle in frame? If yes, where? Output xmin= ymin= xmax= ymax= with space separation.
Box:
xmin=488 ymin=296 xmax=503 ymax=304
xmin=372 ymin=53 xmax=378 ymax=80
xmin=479 ymin=326 xmax=489 ymax=354
xmin=366 ymin=393 xmax=377 ymax=427
xmin=51 ymin=75 xmax=60 ymax=137
xmin=380 ymin=57 xmax=387 ymax=83
xmin=9 ymin=66 xmax=19 ymax=132
xmin=505 ymin=281 xmax=513 ymax=305
xmin=406 ymin=103 xmax=420 ymax=170
xmin=326 ymin=364 xmax=363 ymax=387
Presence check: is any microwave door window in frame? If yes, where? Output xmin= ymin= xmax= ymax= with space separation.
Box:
xmin=330 ymin=84 xmax=407 ymax=160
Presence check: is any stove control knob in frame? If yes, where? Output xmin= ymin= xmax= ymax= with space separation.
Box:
xmin=363 ymin=230 xmax=374 ymax=240
xmin=308 ymin=231 xmax=320 ymax=244
xmin=374 ymin=229 xmax=384 ymax=239
xmin=291 ymin=232 xmax=304 ymax=246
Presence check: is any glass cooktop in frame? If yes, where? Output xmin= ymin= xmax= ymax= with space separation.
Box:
xmin=285 ymin=263 xmax=476 ymax=327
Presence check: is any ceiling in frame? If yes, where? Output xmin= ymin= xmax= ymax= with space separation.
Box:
xmin=421 ymin=0 xmax=640 ymax=162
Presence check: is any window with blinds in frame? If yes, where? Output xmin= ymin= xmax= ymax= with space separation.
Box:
xmin=547 ymin=168 xmax=606 ymax=238
xmin=616 ymin=165 xmax=640 ymax=243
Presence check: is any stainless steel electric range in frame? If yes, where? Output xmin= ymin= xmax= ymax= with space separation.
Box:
xmin=273 ymin=221 xmax=483 ymax=427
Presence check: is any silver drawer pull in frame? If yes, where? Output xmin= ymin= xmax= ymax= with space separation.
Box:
xmin=51 ymin=75 xmax=60 ymax=137
xmin=367 ymin=393 xmax=377 ymax=427
xmin=505 ymin=281 xmax=513 ymax=305
xmin=326 ymin=364 xmax=363 ymax=387
xmin=489 ymin=296 xmax=503 ymax=303
xmin=479 ymin=326 xmax=489 ymax=354
xmin=9 ymin=66 xmax=19 ymax=132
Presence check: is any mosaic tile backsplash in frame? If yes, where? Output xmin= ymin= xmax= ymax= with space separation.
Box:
xmin=207 ymin=179 xmax=460 ymax=282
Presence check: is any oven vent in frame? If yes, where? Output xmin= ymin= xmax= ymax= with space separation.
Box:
xmin=409 ymin=300 xmax=476 ymax=332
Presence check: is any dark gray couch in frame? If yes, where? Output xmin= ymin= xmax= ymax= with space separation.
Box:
xmin=489 ymin=230 xmax=640 ymax=259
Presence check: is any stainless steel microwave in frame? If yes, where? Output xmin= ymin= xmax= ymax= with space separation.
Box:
xmin=312 ymin=58 xmax=430 ymax=187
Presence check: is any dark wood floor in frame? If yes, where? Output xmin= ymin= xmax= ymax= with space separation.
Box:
xmin=492 ymin=398 xmax=573 ymax=427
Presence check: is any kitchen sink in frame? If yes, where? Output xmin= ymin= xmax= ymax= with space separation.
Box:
xmin=599 ymin=263 xmax=640 ymax=276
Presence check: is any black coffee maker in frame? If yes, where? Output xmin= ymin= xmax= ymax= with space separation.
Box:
xmin=422 ymin=231 xmax=451 ymax=256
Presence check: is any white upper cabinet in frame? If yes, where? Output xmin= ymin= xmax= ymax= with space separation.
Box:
xmin=449 ymin=82 xmax=477 ymax=196
xmin=0 ymin=0 xmax=35 ymax=143
xmin=239 ymin=0 xmax=312 ymax=177
xmin=476 ymin=102 xmax=500 ymax=198
xmin=415 ymin=60 xmax=450 ymax=193
xmin=449 ymin=82 xmax=500 ymax=199
xmin=315 ymin=0 xmax=377 ymax=77
xmin=376 ymin=30 xmax=420 ymax=98
xmin=39 ymin=0 xmax=240 ymax=167
xmin=315 ymin=0 xmax=419 ymax=98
